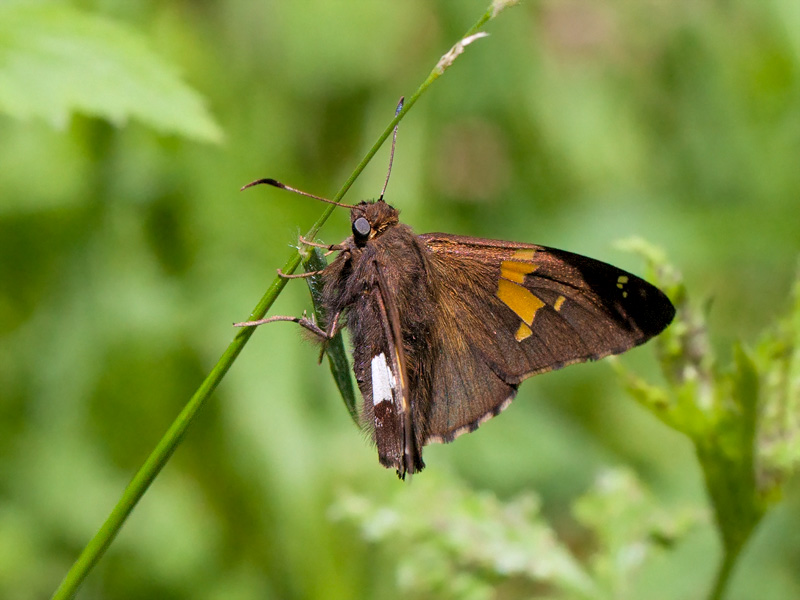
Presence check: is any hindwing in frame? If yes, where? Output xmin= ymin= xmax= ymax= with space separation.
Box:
xmin=416 ymin=233 xmax=675 ymax=443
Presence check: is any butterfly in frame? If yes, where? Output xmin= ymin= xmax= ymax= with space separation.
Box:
xmin=237 ymin=182 xmax=675 ymax=479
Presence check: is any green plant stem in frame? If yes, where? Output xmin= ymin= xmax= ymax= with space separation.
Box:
xmin=51 ymin=5 xmax=501 ymax=599
xmin=708 ymin=543 xmax=745 ymax=600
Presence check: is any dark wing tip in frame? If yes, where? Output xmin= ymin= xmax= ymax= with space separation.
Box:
xmin=556 ymin=249 xmax=676 ymax=343
xmin=623 ymin=277 xmax=676 ymax=341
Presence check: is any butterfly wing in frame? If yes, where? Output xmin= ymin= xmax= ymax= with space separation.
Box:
xmin=339 ymin=250 xmax=426 ymax=479
xmin=417 ymin=233 xmax=675 ymax=444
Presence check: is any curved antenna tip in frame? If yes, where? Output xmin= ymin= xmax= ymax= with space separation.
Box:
xmin=240 ymin=178 xmax=279 ymax=192
xmin=240 ymin=177 xmax=356 ymax=209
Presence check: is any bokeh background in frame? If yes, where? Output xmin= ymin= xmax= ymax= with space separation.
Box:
xmin=2 ymin=1 xmax=799 ymax=598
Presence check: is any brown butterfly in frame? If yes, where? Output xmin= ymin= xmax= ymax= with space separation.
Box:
xmin=238 ymin=122 xmax=674 ymax=479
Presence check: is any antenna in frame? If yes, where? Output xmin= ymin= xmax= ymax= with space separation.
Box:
xmin=378 ymin=97 xmax=404 ymax=202
xmin=244 ymin=97 xmax=405 ymax=207
xmin=240 ymin=178 xmax=357 ymax=209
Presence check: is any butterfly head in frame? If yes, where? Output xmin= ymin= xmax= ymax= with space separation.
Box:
xmin=350 ymin=200 xmax=399 ymax=246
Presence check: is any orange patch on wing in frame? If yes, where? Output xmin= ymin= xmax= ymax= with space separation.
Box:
xmin=515 ymin=322 xmax=533 ymax=342
xmin=497 ymin=279 xmax=545 ymax=325
xmin=513 ymin=249 xmax=537 ymax=261
xmin=500 ymin=261 xmax=538 ymax=284
xmin=553 ymin=295 xmax=566 ymax=311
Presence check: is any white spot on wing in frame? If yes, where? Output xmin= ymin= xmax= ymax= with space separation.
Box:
xmin=371 ymin=353 xmax=396 ymax=406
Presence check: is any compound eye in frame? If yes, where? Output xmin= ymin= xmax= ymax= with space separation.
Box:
xmin=352 ymin=216 xmax=371 ymax=240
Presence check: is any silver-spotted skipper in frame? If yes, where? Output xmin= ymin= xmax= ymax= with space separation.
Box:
xmin=238 ymin=128 xmax=675 ymax=479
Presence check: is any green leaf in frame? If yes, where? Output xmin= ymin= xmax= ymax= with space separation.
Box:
xmin=0 ymin=4 xmax=222 ymax=142
xmin=302 ymin=246 xmax=359 ymax=426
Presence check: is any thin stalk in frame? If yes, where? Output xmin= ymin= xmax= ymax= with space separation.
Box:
xmin=51 ymin=4 xmax=506 ymax=599
xmin=708 ymin=543 xmax=743 ymax=600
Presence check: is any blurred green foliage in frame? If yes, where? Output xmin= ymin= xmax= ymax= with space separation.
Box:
xmin=333 ymin=468 xmax=701 ymax=600
xmin=616 ymin=242 xmax=800 ymax=599
xmin=1 ymin=1 xmax=798 ymax=599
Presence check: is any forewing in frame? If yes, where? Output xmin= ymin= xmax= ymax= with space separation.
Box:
xmin=418 ymin=233 xmax=675 ymax=443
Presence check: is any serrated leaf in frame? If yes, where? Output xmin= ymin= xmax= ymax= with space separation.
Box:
xmin=0 ymin=4 xmax=222 ymax=142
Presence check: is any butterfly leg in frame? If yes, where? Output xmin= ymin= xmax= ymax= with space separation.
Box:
xmin=276 ymin=267 xmax=325 ymax=279
xmin=298 ymin=235 xmax=344 ymax=254
xmin=234 ymin=311 xmax=329 ymax=339
xmin=311 ymin=310 xmax=343 ymax=362
xmin=234 ymin=309 xmax=342 ymax=344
